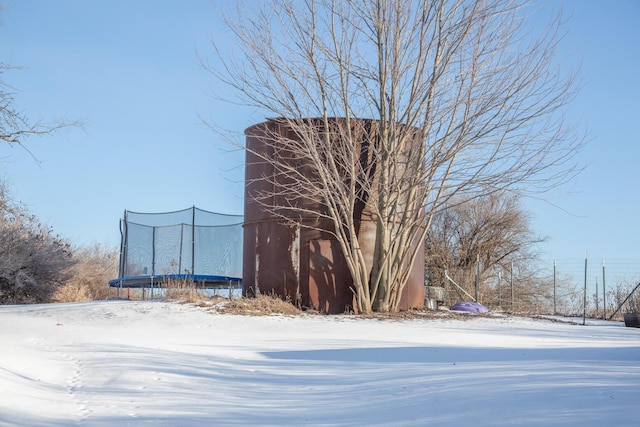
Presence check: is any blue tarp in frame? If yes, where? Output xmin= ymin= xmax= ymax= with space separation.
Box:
xmin=450 ymin=301 xmax=489 ymax=313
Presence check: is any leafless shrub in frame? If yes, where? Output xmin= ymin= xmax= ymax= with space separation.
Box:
xmin=607 ymin=280 xmax=640 ymax=319
xmin=625 ymin=287 xmax=640 ymax=314
xmin=0 ymin=205 xmax=75 ymax=304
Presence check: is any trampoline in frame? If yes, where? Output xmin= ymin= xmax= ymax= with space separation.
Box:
xmin=109 ymin=206 xmax=243 ymax=299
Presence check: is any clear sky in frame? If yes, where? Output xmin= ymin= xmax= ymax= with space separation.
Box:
xmin=1 ymin=1 xmax=639 ymax=274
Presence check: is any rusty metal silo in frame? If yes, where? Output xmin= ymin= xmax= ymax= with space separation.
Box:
xmin=243 ymin=118 xmax=424 ymax=313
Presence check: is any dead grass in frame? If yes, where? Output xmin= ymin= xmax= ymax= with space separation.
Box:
xmin=165 ymin=281 xmax=205 ymax=303
xmin=217 ymin=293 xmax=301 ymax=316
xmin=54 ymin=243 xmax=118 ymax=302
xmin=207 ymin=296 xmax=490 ymax=319
xmin=164 ymin=278 xmax=236 ymax=303
xmin=355 ymin=307 xmax=497 ymax=321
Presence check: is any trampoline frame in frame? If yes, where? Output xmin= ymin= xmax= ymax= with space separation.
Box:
xmin=108 ymin=274 xmax=242 ymax=300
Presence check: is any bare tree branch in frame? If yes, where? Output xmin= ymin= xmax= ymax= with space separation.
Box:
xmin=1 ymin=63 xmax=80 ymax=160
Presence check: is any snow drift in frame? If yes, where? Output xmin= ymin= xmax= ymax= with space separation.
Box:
xmin=0 ymin=301 xmax=638 ymax=426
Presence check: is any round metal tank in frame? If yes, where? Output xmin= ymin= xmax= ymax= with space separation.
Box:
xmin=243 ymin=118 xmax=424 ymax=313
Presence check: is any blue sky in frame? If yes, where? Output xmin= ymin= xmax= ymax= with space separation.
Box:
xmin=1 ymin=1 xmax=639 ymax=275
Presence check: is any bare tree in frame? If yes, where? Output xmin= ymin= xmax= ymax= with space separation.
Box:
xmin=425 ymin=191 xmax=543 ymax=288
xmin=426 ymin=192 xmax=566 ymax=312
xmin=204 ymin=0 xmax=582 ymax=313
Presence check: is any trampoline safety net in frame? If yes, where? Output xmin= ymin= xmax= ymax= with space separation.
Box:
xmin=117 ymin=206 xmax=243 ymax=279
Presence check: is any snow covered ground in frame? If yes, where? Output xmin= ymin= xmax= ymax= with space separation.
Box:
xmin=1 ymin=301 xmax=638 ymax=426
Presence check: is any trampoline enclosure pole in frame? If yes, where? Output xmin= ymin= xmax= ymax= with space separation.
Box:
xmin=119 ymin=210 xmax=128 ymax=278
xmin=152 ymin=227 xmax=156 ymax=276
xmin=179 ymin=223 xmax=184 ymax=274
xmin=191 ymin=205 xmax=195 ymax=276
